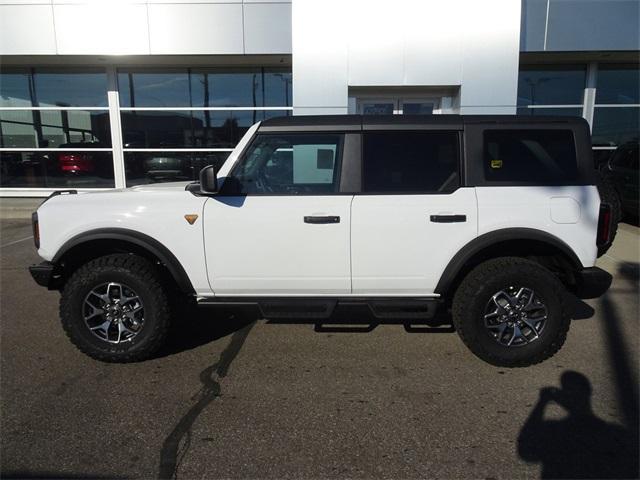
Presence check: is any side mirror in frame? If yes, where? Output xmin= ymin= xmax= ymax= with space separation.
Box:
xmin=199 ymin=165 xmax=218 ymax=194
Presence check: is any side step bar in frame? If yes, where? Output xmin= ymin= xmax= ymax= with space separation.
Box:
xmin=198 ymin=297 xmax=440 ymax=320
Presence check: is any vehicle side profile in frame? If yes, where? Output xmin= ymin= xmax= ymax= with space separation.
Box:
xmin=29 ymin=115 xmax=613 ymax=367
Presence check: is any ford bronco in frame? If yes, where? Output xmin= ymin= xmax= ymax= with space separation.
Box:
xmin=29 ymin=115 xmax=613 ymax=366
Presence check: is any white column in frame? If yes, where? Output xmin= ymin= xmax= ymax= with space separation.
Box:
xmin=106 ymin=65 xmax=126 ymax=189
xmin=583 ymin=62 xmax=598 ymax=131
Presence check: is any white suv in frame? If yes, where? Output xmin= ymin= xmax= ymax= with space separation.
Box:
xmin=29 ymin=115 xmax=613 ymax=367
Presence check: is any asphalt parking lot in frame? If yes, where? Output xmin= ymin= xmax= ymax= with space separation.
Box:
xmin=1 ymin=218 xmax=638 ymax=479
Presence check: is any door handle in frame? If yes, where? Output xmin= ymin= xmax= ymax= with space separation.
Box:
xmin=430 ymin=214 xmax=467 ymax=223
xmin=304 ymin=215 xmax=340 ymax=224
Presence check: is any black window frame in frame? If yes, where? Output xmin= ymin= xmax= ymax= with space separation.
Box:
xmin=358 ymin=130 xmax=463 ymax=195
xmin=463 ymin=121 xmax=595 ymax=187
xmin=220 ymin=131 xmax=346 ymax=196
xmin=481 ymin=129 xmax=579 ymax=185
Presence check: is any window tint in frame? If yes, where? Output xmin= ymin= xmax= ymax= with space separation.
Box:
xmin=362 ymin=131 xmax=459 ymax=193
xmin=484 ymin=130 xmax=578 ymax=183
xmin=228 ymin=134 xmax=342 ymax=194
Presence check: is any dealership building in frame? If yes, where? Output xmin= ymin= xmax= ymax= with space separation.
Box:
xmin=0 ymin=0 xmax=638 ymax=196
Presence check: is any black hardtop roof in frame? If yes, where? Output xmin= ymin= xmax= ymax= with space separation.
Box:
xmin=259 ymin=114 xmax=588 ymax=131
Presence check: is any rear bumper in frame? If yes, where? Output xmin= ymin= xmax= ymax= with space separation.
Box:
xmin=573 ymin=267 xmax=612 ymax=299
xmin=29 ymin=261 xmax=58 ymax=289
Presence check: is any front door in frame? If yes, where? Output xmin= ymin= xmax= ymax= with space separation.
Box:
xmin=203 ymin=132 xmax=352 ymax=296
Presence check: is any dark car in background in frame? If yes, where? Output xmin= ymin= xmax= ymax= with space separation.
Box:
xmin=600 ymin=141 xmax=639 ymax=221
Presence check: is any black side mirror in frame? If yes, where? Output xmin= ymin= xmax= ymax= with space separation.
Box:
xmin=199 ymin=165 xmax=218 ymax=194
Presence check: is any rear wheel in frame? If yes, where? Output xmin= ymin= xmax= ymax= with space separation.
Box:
xmin=452 ymin=257 xmax=569 ymax=367
xmin=60 ymin=254 xmax=171 ymax=362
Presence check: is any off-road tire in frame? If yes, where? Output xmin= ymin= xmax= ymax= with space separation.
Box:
xmin=60 ymin=254 xmax=171 ymax=362
xmin=452 ymin=257 xmax=569 ymax=367
xmin=596 ymin=171 xmax=621 ymax=256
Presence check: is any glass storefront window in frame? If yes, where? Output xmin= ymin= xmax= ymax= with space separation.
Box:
xmin=517 ymin=66 xmax=586 ymax=106
xmin=124 ymin=151 xmax=231 ymax=187
xmin=121 ymin=110 xmax=290 ymax=149
xmin=0 ymin=110 xmax=111 ymax=148
xmin=592 ymin=107 xmax=640 ymax=147
xmin=0 ymin=151 xmax=114 ymax=188
xmin=516 ymin=107 xmax=583 ymax=117
xmin=0 ymin=69 xmax=107 ymax=107
xmin=595 ymin=65 xmax=640 ymax=104
xmin=263 ymin=70 xmax=292 ymax=107
xmin=117 ymin=70 xmax=191 ymax=108
xmin=118 ymin=68 xmax=293 ymax=108
xmin=0 ymin=71 xmax=31 ymax=107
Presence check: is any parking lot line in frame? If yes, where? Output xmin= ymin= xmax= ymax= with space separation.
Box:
xmin=1 ymin=236 xmax=33 ymax=248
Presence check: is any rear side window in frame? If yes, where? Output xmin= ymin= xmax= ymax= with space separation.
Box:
xmin=484 ymin=130 xmax=578 ymax=183
xmin=362 ymin=131 xmax=459 ymax=193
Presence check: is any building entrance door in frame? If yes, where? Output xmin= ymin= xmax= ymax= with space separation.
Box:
xmin=357 ymin=98 xmax=441 ymax=115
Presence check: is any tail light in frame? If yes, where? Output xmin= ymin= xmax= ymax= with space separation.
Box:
xmin=597 ymin=203 xmax=612 ymax=247
xmin=32 ymin=212 xmax=40 ymax=249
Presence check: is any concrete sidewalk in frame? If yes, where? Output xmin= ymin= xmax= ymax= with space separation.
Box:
xmin=0 ymin=198 xmax=42 ymax=219
xmin=597 ymin=222 xmax=640 ymax=275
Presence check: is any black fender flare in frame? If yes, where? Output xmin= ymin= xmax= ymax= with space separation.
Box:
xmin=52 ymin=228 xmax=195 ymax=294
xmin=434 ymin=228 xmax=584 ymax=295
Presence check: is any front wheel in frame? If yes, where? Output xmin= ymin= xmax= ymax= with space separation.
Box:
xmin=452 ymin=257 xmax=569 ymax=367
xmin=60 ymin=254 xmax=171 ymax=362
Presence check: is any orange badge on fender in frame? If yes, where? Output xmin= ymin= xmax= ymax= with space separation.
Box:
xmin=184 ymin=214 xmax=199 ymax=225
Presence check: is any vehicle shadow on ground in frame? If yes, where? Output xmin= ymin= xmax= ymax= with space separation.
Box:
xmin=155 ymin=306 xmax=258 ymax=359
xmin=518 ymin=262 xmax=639 ymax=479
xmin=158 ymin=316 xmax=256 ymax=480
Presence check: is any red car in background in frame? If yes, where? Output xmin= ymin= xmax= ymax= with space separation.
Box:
xmin=56 ymin=142 xmax=107 ymax=173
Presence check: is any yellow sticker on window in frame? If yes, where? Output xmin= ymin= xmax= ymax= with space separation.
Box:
xmin=490 ymin=159 xmax=503 ymax=169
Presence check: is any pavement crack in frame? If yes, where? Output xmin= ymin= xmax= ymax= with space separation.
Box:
xmin=157 ymin=321 xmax=255 ymax=480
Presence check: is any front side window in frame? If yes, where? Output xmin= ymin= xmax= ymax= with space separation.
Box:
xmin=484 ymin=130 xmax=578 ymax=183
xmin=227 ymin=134 xmax=342 ymax=194
xmin=362 ymin=131 xmax=459 ymax=193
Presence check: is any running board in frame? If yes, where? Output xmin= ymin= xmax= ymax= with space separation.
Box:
xmin=198 ymin=297 xmax=440 ymax=320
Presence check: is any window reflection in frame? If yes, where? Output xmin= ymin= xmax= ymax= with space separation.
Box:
xmin=516 ymin=107 xmax=583 ymax=117
xmin=118 ymin=68 xmax=292 ymax=108
xmin=592 ymin=107 xmax=640 ymax=147
xmin=0 ymin=151 xmax=114 ymax=188
xmin=517 ymin=66 xmax=586 ymax=106
xmin=124 ymin=151 xmax=230 ymax=186
xmin=0 ymin=110 xmax=111 ymax=148
xmin=117 ymin=70 xmax=191 ymax=108
xmin=121 ymin=110 xmax=290 ymax=149
xmin=0 ymin=69 xmax=107 ymax=107
xmin=595 ymin=65 xmax=640 ymax=104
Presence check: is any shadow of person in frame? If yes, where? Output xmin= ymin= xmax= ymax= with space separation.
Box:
xmin=518 ymin=371 xmax=639 ymax=479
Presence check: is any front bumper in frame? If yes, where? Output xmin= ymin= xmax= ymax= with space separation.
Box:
xmin=573 ymin=267 xmax=612 ymax=299
xmin=29 ymin=261 xmax=59 ymax=289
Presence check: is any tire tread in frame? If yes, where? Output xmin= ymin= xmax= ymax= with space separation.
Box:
xmin=452 ymin=257 xmax=569 ymax=367
xmin=59 ymin=254 xmax=170 ymax=363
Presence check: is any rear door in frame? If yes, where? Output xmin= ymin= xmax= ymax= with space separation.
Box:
xmin=350 ymin=130 xmax=478 ymax=295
